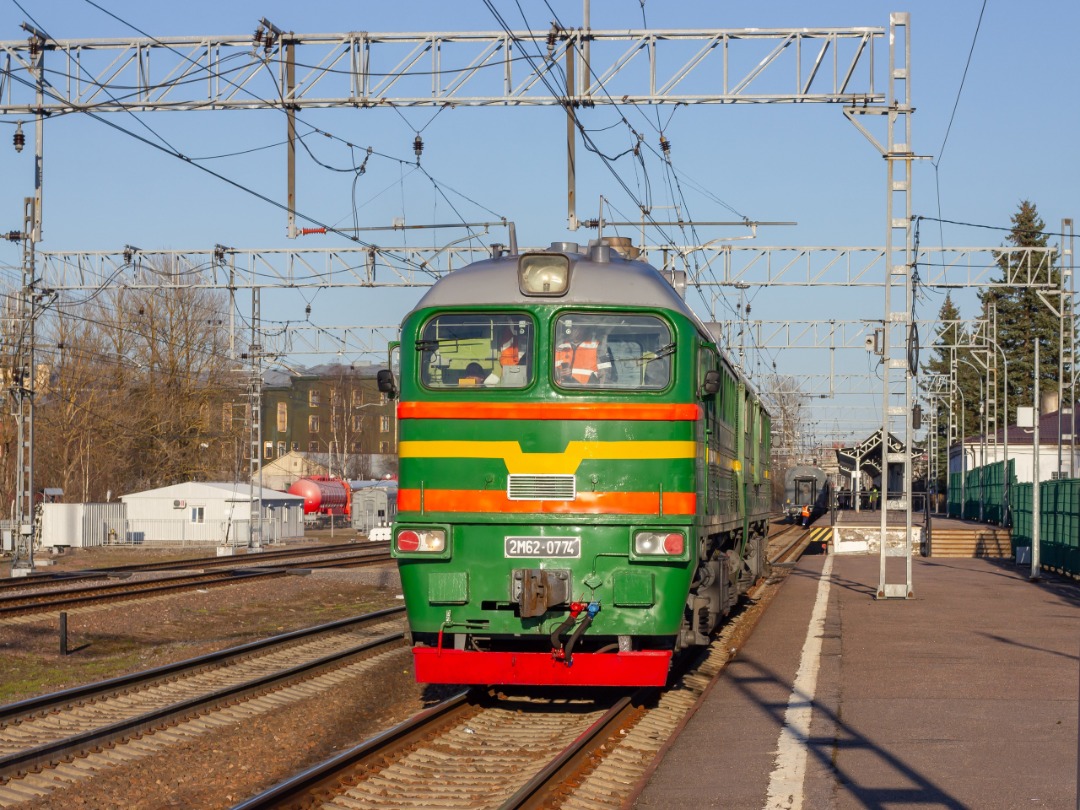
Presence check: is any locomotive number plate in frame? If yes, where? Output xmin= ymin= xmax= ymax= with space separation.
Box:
xmin=504 ymin=536 xmax=581 ymax=558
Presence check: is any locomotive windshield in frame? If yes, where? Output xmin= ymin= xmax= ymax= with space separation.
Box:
xmin=417 ymin=313 xmax=533 ymax=389
xmin=553 ymin=313 xmax=672 ymax=390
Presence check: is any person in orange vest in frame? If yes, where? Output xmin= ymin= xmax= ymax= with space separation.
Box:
xmin=555 ymin=323 xmax=614 ymax=385
xmin=499 ymin=327 xmax=522 ymax=367
xmin=800 ymin=503 xmax=811 ymax=527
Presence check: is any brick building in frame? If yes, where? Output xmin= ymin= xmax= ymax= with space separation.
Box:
xmin=259 ymin=363 xmax=397 ymax=480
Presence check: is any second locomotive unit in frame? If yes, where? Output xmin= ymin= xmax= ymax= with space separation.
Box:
xmin=783 ymin=465 xmax=830 ymax=525
xmin=380 ymin=237 xmax=771 ymax=687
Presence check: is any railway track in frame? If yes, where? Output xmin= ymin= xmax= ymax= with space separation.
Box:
xmin=0 ymin=542 xmax=390 ymax=594
xmin=0 ymin=607 xmax=408 ymax=807
xmin=0 ymin=548 xmax=393 ymax=620
xmin=234 ymin=535 xmax=818 ymax=810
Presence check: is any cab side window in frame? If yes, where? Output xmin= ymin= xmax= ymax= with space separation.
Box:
xmin=418 ymin=313 xmax=533 ymax=389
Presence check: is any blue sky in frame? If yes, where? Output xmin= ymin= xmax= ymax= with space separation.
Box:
xmin=1 ymin=1 xmax=1077 ymax=445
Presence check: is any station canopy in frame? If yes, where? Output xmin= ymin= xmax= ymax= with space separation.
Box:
xmin=835 ymin=431 xmax=905 ymax=479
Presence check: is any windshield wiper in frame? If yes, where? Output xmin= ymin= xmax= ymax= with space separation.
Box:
xmin=637 ymin=342 xmax=675 ymax=362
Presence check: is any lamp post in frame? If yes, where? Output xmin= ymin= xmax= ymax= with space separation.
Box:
xmin=958 ymin=357 xmax=988 ymax=522
xmin=1032 ymin=340 xmax=1041 ymax=581
xmin=974 ymin=333 xmax=1011 ymax=526
xmin=951 ymin=381 xmax=967 ymax=519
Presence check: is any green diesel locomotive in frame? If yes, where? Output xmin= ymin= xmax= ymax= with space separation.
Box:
xmin=380 ymin=238 xmax=771 ymax=686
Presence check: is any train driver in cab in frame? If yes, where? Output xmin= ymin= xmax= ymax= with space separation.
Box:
xmin=459 ymin=362 xmax=487 ymax=386
xmin=499 ymin=326 xmax=523 ymax=367
xmin=555 ymin=321 xmax=615 ymax=385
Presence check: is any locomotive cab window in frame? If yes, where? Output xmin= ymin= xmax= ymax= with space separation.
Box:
xmin=417 ymin=313 xmax=533 ymax=389
xmin=554 ymin=313 xmax=672 ymax=390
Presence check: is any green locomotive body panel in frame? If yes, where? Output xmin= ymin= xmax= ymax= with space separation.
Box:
xmin=396 ymin=521 xmax=694 ymax=638
xmin=385 ymin=243 xmax=771 ymax=682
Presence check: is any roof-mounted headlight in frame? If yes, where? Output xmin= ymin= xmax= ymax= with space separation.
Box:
xmin=518 ymin=253 xmax=570 ymax=297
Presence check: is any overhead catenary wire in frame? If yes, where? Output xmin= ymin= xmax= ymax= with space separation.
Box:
xmin=7 ymin=0 xmax=511 ymax=263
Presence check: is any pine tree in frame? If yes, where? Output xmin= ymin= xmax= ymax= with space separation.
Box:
xmin=977 ymin=200 xmax=1063 ymax=426
xmin=921 ymin=292 xmax=982 ymax=488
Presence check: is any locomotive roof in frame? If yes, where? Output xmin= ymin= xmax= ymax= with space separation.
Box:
xmin=408 ymin=241 xmax=765 ymax=406
xmin=412 ymin=245 xmax=704 ymax=328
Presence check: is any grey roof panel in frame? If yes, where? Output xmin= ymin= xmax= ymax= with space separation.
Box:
xmin=412 ymin=251 xmax=699 ymax=321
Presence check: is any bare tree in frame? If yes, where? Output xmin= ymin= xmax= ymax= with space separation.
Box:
xmin=762 ymin=375 xmax=810 ymax=507
xmin=29 ymin=258 xmax=241 ymax=500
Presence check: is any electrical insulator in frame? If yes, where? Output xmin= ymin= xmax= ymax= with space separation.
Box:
xmin=413 ymin=134 xmax=424 ymax=159
xmin=4 ymin=231 xmax=22 ymax=242
xmin=659 ymin=135 xmax=671 ymax=155
xmin=28 ymin=38 xmax=39 ymax=57
xmin=305 ymin=304 xmax=311 ymax=316
xmin=253 ymin=28 xmax=263 ymax=47
xmin=13 ymin=123 xmax=25 ymax=153
xmin=546 ymin=24 xmax=558 ymax=58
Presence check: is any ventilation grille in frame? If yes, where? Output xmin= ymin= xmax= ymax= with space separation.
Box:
xmin=507 ymin=474 xmax=577 ymax=501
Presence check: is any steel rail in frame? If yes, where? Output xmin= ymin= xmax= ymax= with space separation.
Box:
xmin=230 ymin=690 xmax=475 ymax=810
xmin=0 ymin=607 xmax=407 ymax=780
xmin=769 ymin=524 xmax=816 ymax=566
xmin=0 ymin=606 xmax=405 ymax=724
xmin=87 ymin=541 xmax=386 ymax=572
xmin=0 ymin=543 xmax=389 ymax=592
xmin=0 ymin=569 xmax=283 ymax=616
xmin=498 ymin=692 xmax=645 ymax=810
xmin=0 ymin=548 xmax=394 ymax=613
xmin=0 ymin=631 xmax=406 ymax=779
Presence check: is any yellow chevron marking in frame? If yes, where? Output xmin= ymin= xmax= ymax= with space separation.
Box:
xmin=398 ymin=440 xmax=696 ymax=475
xmin=808 ymin=527 xmax=832 ymax=543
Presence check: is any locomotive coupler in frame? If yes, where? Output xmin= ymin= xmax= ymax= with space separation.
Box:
xmin=512 ymin=568 xmax=571 ymax=618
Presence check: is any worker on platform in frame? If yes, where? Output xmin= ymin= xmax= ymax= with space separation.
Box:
xmin=801 ymin=503 xmax=811 ymax=527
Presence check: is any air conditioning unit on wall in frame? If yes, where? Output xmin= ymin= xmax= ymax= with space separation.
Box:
xmin=173 ymin=499 xmax=187 ymax=509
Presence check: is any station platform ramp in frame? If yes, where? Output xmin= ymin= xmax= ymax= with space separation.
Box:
xmin=634 ymin=552 xmax=1078 ymax=809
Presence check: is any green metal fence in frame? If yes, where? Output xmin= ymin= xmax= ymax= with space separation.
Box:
xmin=947 ymin=472 xmax=962 ymax=519
xmin=1011 ymin=479 xmax=1080 ymax=576
xmin=947 ymin=460 xmax=1015 ymax=525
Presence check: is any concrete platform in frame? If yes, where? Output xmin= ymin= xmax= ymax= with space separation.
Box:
xmin=833 ymin=509 xmax=969 ymax=530
xmin=635 ymin=554 xmax=1079 ymax=809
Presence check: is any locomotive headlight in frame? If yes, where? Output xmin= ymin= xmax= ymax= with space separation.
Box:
xmin=518 ymin=253 xmax=570 ymax=297
xmin=633 ymin=530 xmax=686 ymax=557
xmin=396 ymin=528 xmax=446 ymax=553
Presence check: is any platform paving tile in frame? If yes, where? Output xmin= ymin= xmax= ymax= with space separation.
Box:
xmin=636 ymin=554 xmax=1078 ymax=809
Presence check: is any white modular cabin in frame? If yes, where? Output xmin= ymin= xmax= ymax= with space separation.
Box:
xmin=120 ymin=482 xmax=304 ymax=546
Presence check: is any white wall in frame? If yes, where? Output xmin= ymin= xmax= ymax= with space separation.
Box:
xmin=121 ymin=483 xmax=304 ymax=545
xmin=949 ymin=442 xmax=1080 ymax=483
